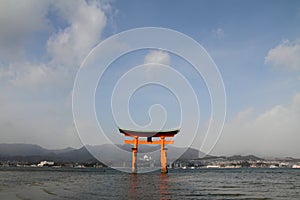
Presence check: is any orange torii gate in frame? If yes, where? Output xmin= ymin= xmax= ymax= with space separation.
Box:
xmin=119 ymin=128 xmax=179 ymax=174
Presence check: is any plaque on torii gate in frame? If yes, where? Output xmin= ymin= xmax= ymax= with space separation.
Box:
xmin=118 ymin=128 xmax=180 ymax=174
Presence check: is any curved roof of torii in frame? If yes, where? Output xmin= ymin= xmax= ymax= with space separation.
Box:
xmin=118 ymin=128 xmax=180 ymax=138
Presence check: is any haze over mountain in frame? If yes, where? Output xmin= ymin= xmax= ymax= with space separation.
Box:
xmin=2 ymin=143 xmax=298 ymax=165
xmin=0 ymin=143 xmax=203 ymax=163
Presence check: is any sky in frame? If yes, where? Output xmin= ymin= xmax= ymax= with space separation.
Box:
xmin=0 ymin=0 xmax=300 ymax=158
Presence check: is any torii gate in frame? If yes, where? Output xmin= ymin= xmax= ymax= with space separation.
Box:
xmin=119 ymin=128 xmax=179 ymax=174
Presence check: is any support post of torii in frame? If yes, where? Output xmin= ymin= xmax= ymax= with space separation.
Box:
xmin=160 ymin=136 xmax=168 ymax=173
xmin=132 ymin=136 xmax=138 ymax=173
xmin=119 ymin=128 xmax=179 ymax=174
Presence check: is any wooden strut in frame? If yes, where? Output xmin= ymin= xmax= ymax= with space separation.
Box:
xmin=125 ymin=140 xmax=174 ymax=145
xmin=126 ymin=136 xmax=172 ymax=174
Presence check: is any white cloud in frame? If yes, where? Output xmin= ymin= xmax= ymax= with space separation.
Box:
xmin=0 ymin=0 xmax=108 ymax=88
xmin=0 ymin=0 xmax=51 ymax=62
xmin=212 ymin=28 xmax=224 ymax=39
xmin=0 ymin=62 xmax=52 ymax=87
xmin=265 ymin=39 xmax=300 ymax=71
xmin=144 ymin=50 xmax=170 ymax=65
xmin=47 ymin=0 xmax=107 ymax=67
xmin=0 ymin=90 xmax=82 ymax=148
xmin=0 ymin=0 xmax=110 ymax=148
xmin=213 ymin=93 xmax=300 ymax=158
xmin=142 ymin=50 xmax=171 ymax=81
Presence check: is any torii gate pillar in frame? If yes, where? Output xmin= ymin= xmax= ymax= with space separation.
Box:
xmin=160 ymin=136 xmax=168 ymax=174
xmin=132 ymin=136 xmax=138 ymax=173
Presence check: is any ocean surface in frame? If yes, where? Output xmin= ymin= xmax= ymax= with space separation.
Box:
xmin=0 ymin=167 xmax=299 ymax=199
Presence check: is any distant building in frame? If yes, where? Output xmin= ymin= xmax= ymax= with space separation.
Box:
xmin=37 ymin=161 xmax=54 ymax=167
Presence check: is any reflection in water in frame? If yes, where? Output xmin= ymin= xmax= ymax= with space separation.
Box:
xmin=159 ymin=174 xmax=169 ymax=200
xmin=129 ymin=174 xmax=138 ymax=199
xmin=128 ymin=173 xmax=170 ymax=200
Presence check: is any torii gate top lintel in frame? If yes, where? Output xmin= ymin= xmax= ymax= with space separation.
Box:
xmin=118 ymin=128 xmax=179 ymax=138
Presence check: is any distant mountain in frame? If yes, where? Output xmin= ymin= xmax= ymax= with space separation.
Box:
xmin=3 ymin=143 xmax=290 ymax=165
xmin=226 ymin=155 xmax=263 ymax=161
xmin=51 ymin=147 xmax=75 ymax=154
xmin=0 ymin=143 xmax=203 ymax=164
xmin=196 ymin=154 xmax=265 ymax=162
xmin=0 ymin=143 xmax=74 ymax=157
xmin=168 ymin=146 xmax=205 ymax=160
xmin=75 ymin=144 xmax=204 ymax=162
xmin=0 ymin=143 xmax=49 ymax=156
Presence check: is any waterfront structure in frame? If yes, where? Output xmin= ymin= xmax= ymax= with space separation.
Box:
xmin=37 ymin=161 xmax=54 ymax=167
xmin=119 ymin=128 xmax=179 ymax=173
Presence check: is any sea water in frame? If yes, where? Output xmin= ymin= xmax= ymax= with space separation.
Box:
xmin=0 ymin=167 xmax=299 ymax=199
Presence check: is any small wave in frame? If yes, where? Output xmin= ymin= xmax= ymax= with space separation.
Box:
xmin=16 ymin=193 xmax=31 ymax=200
xmin=42 ymin=188 xmax=57 ymax=196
